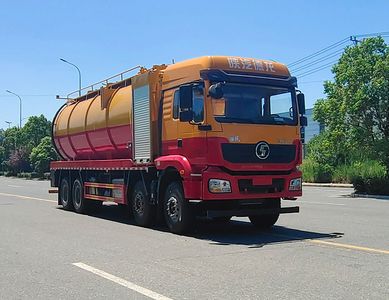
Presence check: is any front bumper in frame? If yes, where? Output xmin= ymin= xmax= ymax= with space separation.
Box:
xmin=191 ymin=166 xmax=302 ymax=201
xmin=206 ymin=206 xmax=299 ymax=218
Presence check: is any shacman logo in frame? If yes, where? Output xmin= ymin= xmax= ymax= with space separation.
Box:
xmin=255 ymin=142 xmax=270 ymax=160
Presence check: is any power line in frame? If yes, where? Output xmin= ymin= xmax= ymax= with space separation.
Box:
xmin=354 ymin=31 xmax=389 ymax=38
xmin=289 ymin=31 xmax=389 ymax=79
xmin=296 ymin=60 xmax=339 ymax=78
xmin=0 ymin=94 xmax=56 ymax=97
xmin=298 ymin=80 xmax=330 ymax=84
xmin=290 ymin=48 xmax=345 ymax=73
xmin=288 ymin=38 xmax=349 ymax=67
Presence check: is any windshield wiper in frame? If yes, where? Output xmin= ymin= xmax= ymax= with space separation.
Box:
xmin=271 ymin=117 xmax=286 ymax=124
xmin=216 ymin=117 xmax=257 ymax=124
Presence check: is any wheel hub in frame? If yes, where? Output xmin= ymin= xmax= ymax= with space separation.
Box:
xmin=167 ymin=196 xmax=180 ymax=222
xmin=134 ymin=193 xmax=145 ymax=215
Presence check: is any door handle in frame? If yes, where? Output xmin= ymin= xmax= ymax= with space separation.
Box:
xmin=177 ymin=139 xmax=183 ymax=148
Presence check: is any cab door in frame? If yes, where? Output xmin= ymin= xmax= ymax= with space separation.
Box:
xmin=177 ymin=85 xmax=207 ymax=165
xmin=160 ymin=85 xmax=207 ymax=166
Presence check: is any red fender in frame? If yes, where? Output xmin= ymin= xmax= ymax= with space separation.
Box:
xmin=154 ymin=155 xmax=202 ymax=199
xmin=154 ymin=155 xmax=192 ymax=179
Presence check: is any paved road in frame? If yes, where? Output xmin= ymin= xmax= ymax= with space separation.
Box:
xmin=0 ymin=177 xmax=388 ymax=299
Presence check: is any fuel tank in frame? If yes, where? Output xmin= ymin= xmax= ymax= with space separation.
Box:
xmin=52 ymin=85 xmax=133 ymax=160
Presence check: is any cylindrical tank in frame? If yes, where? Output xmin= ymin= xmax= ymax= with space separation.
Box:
xmin=53 ymin=85 xmax=133 ymax=160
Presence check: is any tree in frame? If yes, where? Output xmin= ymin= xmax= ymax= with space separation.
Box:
xmin=0 ymin=115 xmax=52 ymax=174
xmin=21 ymin=115 xmax=51 ymax=151
xmin=6 ymin=148 xmax=31 ymax=173
xmin=312 ymin=37 xmax=389 ymax=172
xmin=30 ymin=136 xmax=58 ymax=174
xmin=1 ymin=126 xmax=22 ymax=167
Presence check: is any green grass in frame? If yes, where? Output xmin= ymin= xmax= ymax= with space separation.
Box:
xmin=332 ymin=160 xmax=387 ymax=183
xmin=301 ymin=158 xmax=332 ymax=183
xmin=301 ymin=158 xmax=387 ymax=184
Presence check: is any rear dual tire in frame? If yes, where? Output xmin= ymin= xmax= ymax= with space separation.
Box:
xmin=59 ymin=178 xmax=73 ymax=211
xmin=131 ymin=181 xmax=156 ymax=227
xmin=60 ymin=177 xmax=100 ymax=213
xmin=72 ymin=179 xmax=87 ymax=214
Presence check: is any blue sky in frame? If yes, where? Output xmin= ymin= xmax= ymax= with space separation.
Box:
xmin=0 ymin=0 xmax=388 ymax=129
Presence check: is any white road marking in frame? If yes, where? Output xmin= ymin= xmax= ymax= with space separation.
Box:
xmin=0 ymin=192 xmax=56 ymax=203
xmin=299 ymin=200 xmax=345 ymax=206
xmin=73 ymin=262 xmax=173 ymax=300
xmin=7 ymin=184 xmax=22 ymax=188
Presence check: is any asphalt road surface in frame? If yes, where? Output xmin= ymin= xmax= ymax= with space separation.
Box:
xmin=0 ymin=177 xmax=388 ymax=299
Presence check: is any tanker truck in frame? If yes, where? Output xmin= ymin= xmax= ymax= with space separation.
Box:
xmin=50 ymin=56 xmax=307 ymax=234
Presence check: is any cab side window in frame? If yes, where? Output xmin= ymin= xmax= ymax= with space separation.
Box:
xmin=193 ymin=87 xmax=204 ymax=123
xmin=173 ymin=86 xmax=204 ymax=122
xmin=173 ymin=90 xmax=180 ymax=119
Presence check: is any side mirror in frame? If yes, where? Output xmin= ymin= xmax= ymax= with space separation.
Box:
xmin=300 ymin=116 xmax=308 ymax=127
xmin=297 ymin=93 xmax=306 ymax=115
xmin=208 ymin=83 xmax=224 ymax=99
xmin=179 ymin=84 xmax=193 ymax=122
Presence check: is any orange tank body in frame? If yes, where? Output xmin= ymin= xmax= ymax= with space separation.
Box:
xmin=53 ymin=84 xmax=134 ymax=160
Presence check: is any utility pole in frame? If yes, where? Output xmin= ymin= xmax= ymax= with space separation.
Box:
xmin=350 ymin=36 xmax=361 ymax=45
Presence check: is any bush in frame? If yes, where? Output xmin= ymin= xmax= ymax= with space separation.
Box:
xmin=17 ymin=172 xmax=32 ymax=179
xmin=332 ymin=160 xmax=387 ymax=184
xmin=15 ymin=172 xmax=46 ymax=180
xmin=353 ymin=177 xmax=389 ymax=195
xmin=347 ymin=160 xmax=388 ymax=195
xmin=4 ymin=171 xmax=16 ymax=177
xmin=301 ymin=158 xmax=333 ymax=183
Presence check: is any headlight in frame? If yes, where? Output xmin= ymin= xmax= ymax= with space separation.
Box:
xmin=289 ymin=178 xmax=302 ymax=191
xmin=209 ymin=179 xmax=231 ymax=193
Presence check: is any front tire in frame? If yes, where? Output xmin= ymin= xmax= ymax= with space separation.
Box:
xmin=163 ymin=181 xmax=194 ymax=234
xmin=59 ymin=178 xmax=73 ymax=210
xmin=131 ymin=181 xmax=156 ymax=227
xmin=249 ymin=198 xmax=280 ymax=229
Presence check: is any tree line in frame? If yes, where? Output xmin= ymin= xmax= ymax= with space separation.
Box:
xmin=303 ymin=37 xmax=389 ymax=194
xmin=0 ymin=115 xmax=58 ymax=177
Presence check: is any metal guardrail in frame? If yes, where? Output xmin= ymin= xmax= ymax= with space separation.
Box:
xmin=67 ymin=65 xmax=142 ymax=99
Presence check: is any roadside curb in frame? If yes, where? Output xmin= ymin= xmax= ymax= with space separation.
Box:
xmin=303 ymin=183 xmax=353 ymax=188
xmin=351 ymin=193 xmax=389 ymax=200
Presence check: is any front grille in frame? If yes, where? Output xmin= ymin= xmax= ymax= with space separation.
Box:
xmin=222 ymin=143 xmax=296 ymax=164
xmin=238 ymin=178 xmax=284 ymax=194
xmin=220 ymin=167 xmax=293 ymax=176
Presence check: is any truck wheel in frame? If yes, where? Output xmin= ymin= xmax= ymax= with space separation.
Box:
xmin=249 ymin=214 xmax=279 ymax=229
xmin=72 ymin=179 xmax=86 ymax=214
xmin=163 ymin=181 xmax=193 ymax=234
xmin=59 ymin=178 xmax=73 ymax=210
xmin=249 ymin=198 xmax=280 ymax=229
xmin=131 ymin=181 xmax=156 ymax=227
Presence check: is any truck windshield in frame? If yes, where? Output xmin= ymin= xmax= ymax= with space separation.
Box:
xmin=212 ymin=83 xmax=297 ymax=125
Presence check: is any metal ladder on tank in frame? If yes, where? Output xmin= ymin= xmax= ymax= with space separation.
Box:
xmin=66 ymin=65 xmax=143 ymax=99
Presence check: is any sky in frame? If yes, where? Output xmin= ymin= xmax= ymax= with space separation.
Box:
xmin=0 ymin=0 xmax=388 ymax=129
